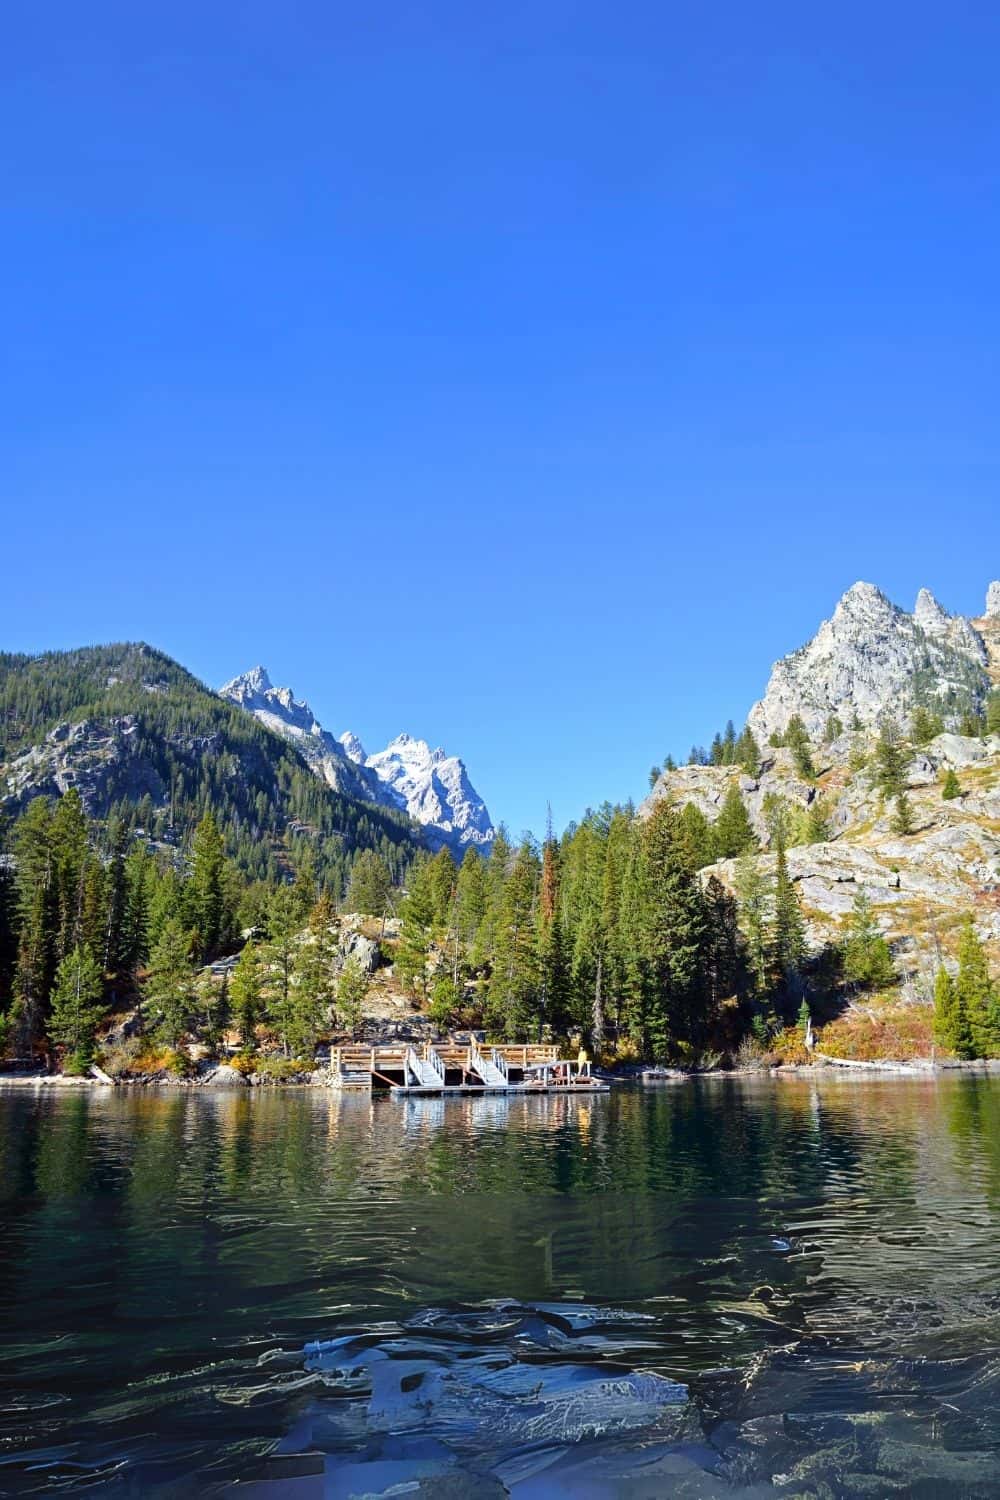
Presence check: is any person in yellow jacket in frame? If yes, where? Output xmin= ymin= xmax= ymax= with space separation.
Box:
xmin=576 ymin=1045 xmax=590 ymax=1078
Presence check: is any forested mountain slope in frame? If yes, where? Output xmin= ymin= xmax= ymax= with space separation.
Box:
xmin=0 ymin=644 xmax=423 ymax=890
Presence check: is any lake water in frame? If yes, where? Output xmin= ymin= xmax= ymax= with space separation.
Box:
xmin=2 ymin=1077 xmax=1000 ymax=1496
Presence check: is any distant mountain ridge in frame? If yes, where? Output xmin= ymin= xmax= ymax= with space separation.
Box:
xmin=219 ymin=667 xmax=494 ymax=852
xmin=0 ymin=644 xmax=422 ymax=888
xmin=748 ymin=580 xmax=1000 ymax=743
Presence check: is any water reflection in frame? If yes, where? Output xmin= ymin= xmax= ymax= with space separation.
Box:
xmin=0 ymin=1077 xmax=999 ymax=1493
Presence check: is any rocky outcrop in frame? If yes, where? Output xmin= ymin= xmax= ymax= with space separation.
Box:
xmin=747 ymin=581 xmax=990 ymax=743
xmin=987 ymin=581 xmax=1000 ymax=618
xmin=643 ymin=720 xmax=1000 ymax=975
xmin=221 ymin=668 xmax=494 ymax=851
xmin=639 ymin=752 xmax=818 ymax=843
xmin=5 ymin=716 xmax=169 ymax=817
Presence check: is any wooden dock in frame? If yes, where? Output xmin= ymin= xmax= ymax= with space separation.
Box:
xmin=329 ymin=1042 xmax=609 ymax=1095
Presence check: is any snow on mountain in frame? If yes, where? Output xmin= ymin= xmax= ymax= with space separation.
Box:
xmin=219 ymin=668 xmax=388 ymax=809
xmin=362 ymin=733 xmax=494 ymax=849
xmin=747 ymin=581 xmax=991 ymax=743
xmin=339 ymin=731 xmax=367 ymax=765
xmin=219 ymin=670 xmax=494 ymax=851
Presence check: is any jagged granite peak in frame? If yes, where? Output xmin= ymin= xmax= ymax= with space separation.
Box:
xmin=988 ymin=582 xmax=1000 ymax=618
xmin=747 ymin=581 xmax=991 ymax=742
xmin=219 ymin=668 xmax=389 ymax=810
xmin=220 ymin=670 xmax=494 ymax=851
xmin=363 ymin=734 xmax=494 ymax=849
xmin=913 ymin=587 xmax=951 ymax=636
xmin=339 ymin=731 xmax=367 ymax=764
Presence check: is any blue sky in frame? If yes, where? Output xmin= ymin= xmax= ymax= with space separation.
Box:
xmin=2 ymin=2 xmax=999 ymax=838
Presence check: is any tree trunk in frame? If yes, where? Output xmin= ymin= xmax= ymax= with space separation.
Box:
xmin=592 ymin=954 xmax=605 ymax=1052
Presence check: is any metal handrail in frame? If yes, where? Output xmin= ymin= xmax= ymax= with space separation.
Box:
xmin=427 ymin=1046 xmax=446 ymax=1084
xmin=490 ymin=1048 xmax=509 ymax=1080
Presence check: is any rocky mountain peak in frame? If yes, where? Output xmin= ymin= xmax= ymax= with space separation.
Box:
xmin=339 ymin=731 xmax=367 ymax=764
xmin=834 ymin=581 xmax=895 ymax=618
xmin=913 ymin=588 xmax=951 ymax=636
xmin=221 ymin=664 xmax=273 ymax=702
xmin=987 ymin=581 xmax=1000 ymax=618
xmin=748 ymin=581 xmax=992 ymax=743
xmin=220 ymin=671 xmax=494 ymax=851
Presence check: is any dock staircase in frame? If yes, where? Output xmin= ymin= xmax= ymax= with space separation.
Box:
xmin=405 ymin=1045 xmax=447 ymax=1089
xmin=470 ymin=1043 xmax=509 ymax=1087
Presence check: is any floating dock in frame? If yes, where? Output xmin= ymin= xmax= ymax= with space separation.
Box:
xmin=329 ymin=1043 xmax=609 ymax=1095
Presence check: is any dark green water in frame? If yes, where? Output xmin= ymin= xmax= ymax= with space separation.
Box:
xmin=2 ymin=1077 xmax=1000 ymax=1496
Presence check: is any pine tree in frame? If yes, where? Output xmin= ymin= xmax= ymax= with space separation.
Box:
xmin=599 ymin=807 xmax=632 ymax=1028
xmin=736 ymin=727 xmax=761 ymax=776
xmin=910 ymin=705 xmax=943 ymax=745
xmin=874 ymin=719 xmax=907 ymax=798
xmin=12 ymin=798 xmax=57 ymax=1053
xmin=230 ymin=942 xmax=263 ymax=1049
xmin=734 ymin=853 xmax=770 ymax=997
xmin=102 ymin=819 xmax=131 ymax=975
xmin=702 ymin=874 xmax=745 ymax=1016
xmin=472 ymin=828 xmax=512 ymax=969
xmin=842 ymin=891 xmax=895 ymax=988
xmin=291 ymin=900 xmax=339 ymax=1051
xmin=637 ymin=802 xmax=707 ymax=1056
xmin=395 ymin=861 xmax=436 ymax=1000
xmin=261 ymin=885 xmax=301 ymax=1055
xmin=79 ymin=859 xmax=107 ymax=970
xmin=122 ymin=845 xmax=153 ymax=978
xmin=988 ymin=690 xmax=1000 ymax=736
xmin=803 ymin=797 xmax=832 ymax=844
xmin=934 ymin=966 xmax=973 ymax=1058
xmin=892 ymin=792 xmax=915 ymax=836
xmin=941 ymin=769 xmax=961 ymax=801
xmin=0 ymin=824 xmax=18 ymax=1014
xmin=188 ymin=811 xmax=231 ymax=960
xmin=345 ymin=851 xmax=392 ymax=917
xmin=722 ymin=720 xmax=737 ymax=764
xmin=48 ymin=945 xmax=106 ymax=1065
xmin=823 ymin=714 xmax=844 ymax=743
xmin=676 ymin=802 xmax=715 ymax=870
xmin=537 ymin=833 xmax=570 ymax=1035
xmin=713 ymin=783 xmax=758 ymax=860
xmin=955 ymin=919 xmax=1000 ymax=1058
xmin=771 ymin=836 xmax=806 ymax=1005
xmin=145 ymin=919 xmax=196 ymax=1047
xmin=337 ymin=955 xmax=369 ymax=1038
xmin=50 ymin=789 xmax=88 ymax=963
xmin=427 ymin=848 xmax=457 ymax=927
xmin=454 ymin=848 xmax=488 ymax=956
xmin=783 ymin=716 xmax=815 ymax=779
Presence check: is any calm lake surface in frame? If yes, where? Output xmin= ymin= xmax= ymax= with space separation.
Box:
xmin=3 ymin=1077 xmax=1000 ymax=1497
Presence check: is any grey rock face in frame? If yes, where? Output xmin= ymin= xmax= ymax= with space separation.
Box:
xmin=987 ymin=581 xmax=1000 ymax=618
xmin=747 ymin=581 xmax=990 ymax=743
xmin=340 ymin=931 xmax=380 ymax=975
xmin=3 ymin=716 xmax=171 ymax=817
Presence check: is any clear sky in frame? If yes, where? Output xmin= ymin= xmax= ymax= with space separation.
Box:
xmin=3 ymin=2 xmax=999 ymax=838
